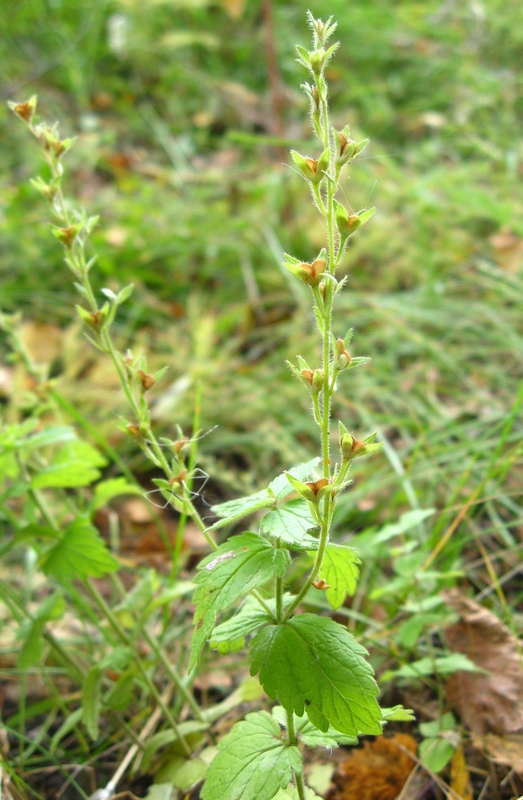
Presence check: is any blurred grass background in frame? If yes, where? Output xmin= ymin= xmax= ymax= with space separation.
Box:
xmin=1 ymin=0 xmax=522 ymax=589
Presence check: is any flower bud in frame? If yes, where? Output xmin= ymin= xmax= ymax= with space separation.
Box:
xmin=75 ymin=303 xmax=109 ymax=331
xmin=52 ymin=223 xmax=82 ymax=249
xmin=335 ymin=349 xmax=352 ymax=370
xmin=312 ymin=579 xmax=331 ymax=590
xmin=301 ymin=368 xmax=314 ymax=385
xmin=334 ymin=127 xmax=369 ymax=168
xmin=126 ymin=423 xmax=141 ymax=439
xmin=304 ymin=478 xmax=330 ymax=503
xmin=311 ymin=368 xmax=325 ymax=395
xmin=173 ymin=437 xmax=189 ymax=454
xmin=334 ymin=202 xmax=375 ymax=241
xmin=340 ymin=433 xmax=364 ymax=460
xmin=8 ymin=96 xmax=37 ymax=125
xmin=309 ymin=48 xmax=326 ymax=75
xmin=137 ymin=369 xmax=155 ymax=391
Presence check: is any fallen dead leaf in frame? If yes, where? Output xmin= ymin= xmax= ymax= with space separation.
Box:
xmin=472 ymin=732 xmax=523 ymax=775
xmin=443 ymin=590 xmax=523 ymax=737
xmin=326 ymin=733 xmax=417 ymax=800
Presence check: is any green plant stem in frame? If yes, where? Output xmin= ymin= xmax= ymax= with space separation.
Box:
xmin=83 ymin=580 xmax=193 ymax=757
xmin=286 ymin=710 xmax=306 ymax=800
xmin=139 ymin=626 xmax=205 ymax=722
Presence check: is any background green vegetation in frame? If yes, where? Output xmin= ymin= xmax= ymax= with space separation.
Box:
xmin=1 ymin=0 xmax=522 ymax=796
xmin=3 ymin=0 xmax=521 ymax=525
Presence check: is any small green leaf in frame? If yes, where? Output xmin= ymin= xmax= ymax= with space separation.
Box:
xmin=250 ymin=614 xmax=381 ymax=736
xmin=50 ymin=707 xmax=83 ymax=753
xmin=374 ymin=508 xmax=435 ymax=544
xmin=15 ymin=524 xmax=61 ymax=543
xmin=32 ymin=462 xmax=101 ymax=489
xmin=210 ymin=459 xmax=319 ymax=530
xmin=319 ymin=544 xmax=360 ymax=610
xmin=210 ymin=491 xmax=272 ymax=529
xmin=156 ymin=756 xmax=208 ymax=790
xmin=201 ymin=711 xmax=302 ymax=800
xmin=381 ymin=705 xmax=416 ymax=722
xmin=268 ymin=459 xmax=320 ymax=499
xmin=419 ymin=712 xmax=455 ymax=738
xmin=142 ymin=784 xmax=176 ymax=800
xmin=190 ymin=533 xmax=289 ymax=670
xmin=17 ymin=592 xmax=66 ymax=669
xmin=40 ymin=518 xmax=120 ymax=579
xmin=82 ymin=666 xmax=102 ymax=740
xmin=419 ymin=737 xmax=456 ymax=773
xmin=22 ymin=425 xmax=77 ymax=451
xmin=92 ymin=477 xmax=142 ymax=511
xmin=261 ymin=499 xmax=319 ymax=549
xmin=384 ymin=653 xmax=483 ymax=680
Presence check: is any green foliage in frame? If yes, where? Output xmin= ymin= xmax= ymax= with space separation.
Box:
xmin=249 ymin=615 xmax=382 ymax=737
xmin=319 ymin=543 xmax=360 ymax=610
xmin=39 ymin=518 xmax=120 ymax=580
xmin=3 ymin=0 xmax=522 ymax=795
xmin=260 ymin=499 xmax=319 ymax=549
xmin=190 ymin=533 xmax=290 ymax=669
xmin=201 ymin=711 xmax=302 ymax=800
xmin=419 ymin=713 xmax=457 ymax=773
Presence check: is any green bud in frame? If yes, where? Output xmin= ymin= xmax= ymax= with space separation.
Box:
xmin=285 ymin=472 xmax=331 ymax=504
xmin=75 ymin=302 xmax=109 ymax=332
xmin=334 ymin=202 xmax=375 ymax=241
xmin=334 ymin=127 xmax=369 ymax=168
xmin=340 ymin=431 xmax=382 ymax=461
xmin=30 ymin=176 xmax=58 ymax=202
xmin=8 ymin=96 xmax=37 ymax=125
xmin=52 ymin=223 xmax=82 ymax=249
xmin=311 ymin=368 xmax=325 ymax=395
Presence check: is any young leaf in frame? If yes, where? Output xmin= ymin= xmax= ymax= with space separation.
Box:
xmin=50 ymin=707 xmax=83 ymax=754
xmin=319 ymin=543 xmax=361 ymax=610
xmin=142 ymin=784 xmax=176 ymax=800
xmin=17 ymin=592 xmax=66 ymax=669
xmin=383 ymin=653 xmax=483 ymax=681
xmin=92 ymin=477 xmax=143 ymax=511
xmin=261 ymin=499 xmax=319 ymax=549
xmin=189 ymin=533 xmax=289 ymax=670
xmin=419 ymin=737 xmax=456 ymax=774
xmin=210 ymin=459 xmax=320 ymax=530
xmin=201 ymin=711 xmax=302 ymax=800
xmin=374 ymin=507 xmax=435 ymax=543
xmin=21 ymin=425 xmax=77 ymax=451
xmin=82 ymin=665 xmax=102 ymax=740
xmin=32 ymin=461 xmax=101 ymax=489
xmin=249 ymin=614 xmax=382 ymax=736
xmin=39 ymin=518 xmax=120 ymax=579
xmin=381 ymin=705 xmax=416 ymax=722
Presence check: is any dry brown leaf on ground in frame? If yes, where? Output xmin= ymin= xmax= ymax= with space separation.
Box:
xmin=443 ymin=590 xmax=523 ymax=737
xmin=326 ymin=733 xmax=417 ymax=800
xmin=473 ymin=732 xmax=523 ymax=775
